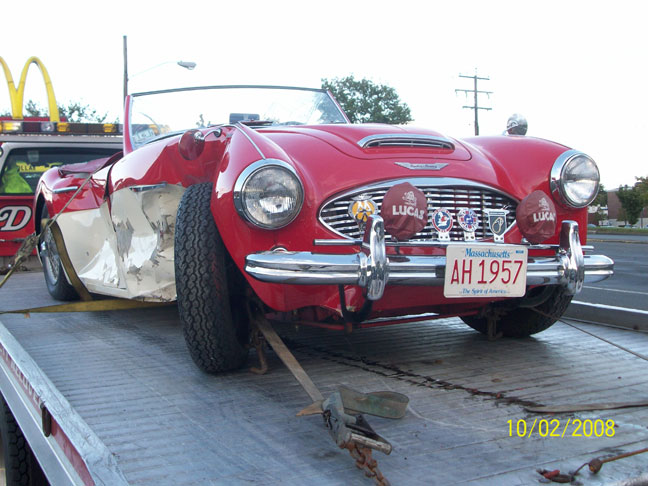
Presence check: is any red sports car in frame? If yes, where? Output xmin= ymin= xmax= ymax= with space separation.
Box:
xmin=35 ymin=85 xmax=613 ymax=373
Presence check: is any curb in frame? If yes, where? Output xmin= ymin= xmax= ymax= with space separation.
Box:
xmin=587 ymin=237 xmax=648 ymax=244
xmin=565 ymin=301 xmax=648 ymax=332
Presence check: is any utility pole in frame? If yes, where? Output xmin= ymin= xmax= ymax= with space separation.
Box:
xmin=455 ymin=73 xmax=492 ymax=135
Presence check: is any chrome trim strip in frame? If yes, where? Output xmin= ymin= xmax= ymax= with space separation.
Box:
xmin=357 ymin=134 xmax=455 ymax=150
xmin=131 ymin=84 xmax=333 ymax=98
xmin=52 ymin=186 xmax=79 ymax=194
xmin=314 ymin=239 xmax=363 ymax=246
xmin=233 ymin=123 xmax=266 ymax=159
xmin=246 ymin=220 xmax=613 ymax=294
xmin=312 ymin=238 xmax=590 ymax=252
xmin=129 ymin=182 xmax=168 ymax=193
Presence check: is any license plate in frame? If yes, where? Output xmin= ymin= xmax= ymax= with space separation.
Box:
xmin=444 ymin=245 xmax=528 ymax=298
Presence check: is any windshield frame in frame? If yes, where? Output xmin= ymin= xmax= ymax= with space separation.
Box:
xmin=125 ymin=85 xmax=349 ymax=153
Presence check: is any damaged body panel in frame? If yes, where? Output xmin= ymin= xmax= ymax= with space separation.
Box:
xmin=53 ymin=183 xmax=185 ymax=301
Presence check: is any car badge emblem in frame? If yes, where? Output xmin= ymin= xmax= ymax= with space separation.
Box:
xmin=402 ymin=190 xmax=417 ymax=205
xmin=457 ymin=208 xmax=479 ymax=242
xmin=484 ymin=208 xmax=509 ymax=243
xmin=395 ymin=162 xmax=449 ymax=171
xmin=348 ymin=195 xmax=377 ymax=230
xmin=431 ymin=208 xmax=453 ymax=241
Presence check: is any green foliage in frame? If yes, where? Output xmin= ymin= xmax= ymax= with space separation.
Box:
xmin=322 ymin=76 xmax=413 ymax=124
xmin=616 ymin=184 xmax=644 ymax=225
xmin=636 ymin=176 xmax=648 ymax=206
xmin=60 ymin=101 xmax=109 ymax=123
xmin=591 ymin=207 xmax=606 ymax=225
xmin=593 ymin=183 xmax=607 ymax=207
xmin=2 ymin=99 xmax=111 ymax=123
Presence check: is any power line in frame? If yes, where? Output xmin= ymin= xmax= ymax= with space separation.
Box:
xmin=455 ymin=73 xmax=492 ymax=135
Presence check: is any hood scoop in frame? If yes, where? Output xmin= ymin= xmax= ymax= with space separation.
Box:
xmin=357 ymin=134 xmax=455 ymax=150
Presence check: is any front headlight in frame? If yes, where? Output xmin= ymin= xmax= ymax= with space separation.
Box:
xmin=550 ymin=150 xmax=600 ymax=208
xmin=234 ymin=159 xmax=304 ymax=229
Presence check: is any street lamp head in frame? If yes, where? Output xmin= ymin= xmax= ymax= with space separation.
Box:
xmin=177 ymin=61 xmax=196 ymax=70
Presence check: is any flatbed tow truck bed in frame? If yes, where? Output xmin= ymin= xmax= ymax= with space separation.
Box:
xmin=1 ymin=271 xmax=647 ymax=485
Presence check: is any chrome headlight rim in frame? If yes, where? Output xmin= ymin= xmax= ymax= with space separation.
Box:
xmin=550 ymin=150 xmax=600 ymax=209
xmin=233 ymin=159 xmax=304 ymax=229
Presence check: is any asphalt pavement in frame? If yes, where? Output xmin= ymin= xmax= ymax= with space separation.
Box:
xmin=564 ymin=232 xmax=648 ymax=331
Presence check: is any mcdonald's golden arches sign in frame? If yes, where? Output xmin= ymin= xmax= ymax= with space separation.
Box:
xmin=0 ymin=56 xmax=60 ymax=121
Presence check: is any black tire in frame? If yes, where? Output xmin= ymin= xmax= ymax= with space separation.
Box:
xmin=0 ymin=398 xmax=48 ymax=486
xmin=461 ymin=285 xmax=573 ymax=337
xmin=175 ymin=183 xmax=249 ymax=373
xmin=38 ymin=206 xmax=78 ymax=301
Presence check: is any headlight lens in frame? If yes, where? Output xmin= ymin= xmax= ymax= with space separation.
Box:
xmin=550 ymin=151 xmax=600 ymax=208
xmin=234 ymin=160 xmax=304 ymax=228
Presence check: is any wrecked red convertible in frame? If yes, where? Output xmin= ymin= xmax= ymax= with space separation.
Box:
xmin=34 ymin=85 xmax=614 ymax=372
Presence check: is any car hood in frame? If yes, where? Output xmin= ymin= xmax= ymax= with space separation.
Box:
xmin=265 ymin=124 xmax=472 ymax=161
xmin=254 ymin=124 xmax=526 ymax=202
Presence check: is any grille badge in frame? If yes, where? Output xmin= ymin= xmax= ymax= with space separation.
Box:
xmin=457 ymin=208 xmax=479 ymax=242
xmin=484 ymin=209 xmax=509 ymax=243
xmin=431 ymin=208 xmax=454 ymax=241
xmin=395 ymin=162 xmax=448 ymax=171
xmin=348 ymin=195 xmax=377 ymax=231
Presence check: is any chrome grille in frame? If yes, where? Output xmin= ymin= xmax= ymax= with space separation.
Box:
xmin=319 ymin=180 xmax=518 ymax=242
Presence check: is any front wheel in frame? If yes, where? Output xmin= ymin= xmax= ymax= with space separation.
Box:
xmin=175 ymin=183 xmax=249 ymax=373
xmin=461 ymin=285 xmax=573 ymax=337
xmin=39 ymin=205 xmax=78 ymax=301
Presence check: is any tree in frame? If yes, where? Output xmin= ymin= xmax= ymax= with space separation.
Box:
xmin=593 ymin=183 xmax=607 ymax=207
xmin=616 ymin=184 xmax=644 ymax=226
xmin=636 ymin=176 xmax=648 ymax=206
xmin=2 ymin=99 xmax=111 ymax=123
xmin=322 ymin=76 xmax=413 ymax=124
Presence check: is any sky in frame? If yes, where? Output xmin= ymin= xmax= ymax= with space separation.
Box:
xmin=2 ymin=0 xmax=645 ymax=189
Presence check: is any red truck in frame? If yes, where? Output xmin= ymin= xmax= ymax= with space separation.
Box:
xmin=0 ymin=119 xmax=122 ymax=268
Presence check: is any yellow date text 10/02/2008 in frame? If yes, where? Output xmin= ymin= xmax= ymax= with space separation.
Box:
xmin=507 ymin=419 xmax=616 ymax=438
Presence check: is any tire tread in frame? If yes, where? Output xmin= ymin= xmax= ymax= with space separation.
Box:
xmin=175 ymin=183 xmax=248 ymax=373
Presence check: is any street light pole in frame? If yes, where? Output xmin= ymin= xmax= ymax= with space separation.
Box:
xmin=123 ymin=35 xmax=128 ymax=104
xmin=122 ymin=35 xmax=196 ymax=103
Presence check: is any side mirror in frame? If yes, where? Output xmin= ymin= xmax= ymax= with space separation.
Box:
xmin=178 ymin=129 xmax=205 ymax=160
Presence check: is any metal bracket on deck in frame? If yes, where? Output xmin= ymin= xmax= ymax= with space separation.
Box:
xmin=249 ymin=313 xmax=408 ymax=486
xmin=40 ymin=402 xmax=52 ymax=437
xmin=323 ymin=391 xmax=393 ymax=455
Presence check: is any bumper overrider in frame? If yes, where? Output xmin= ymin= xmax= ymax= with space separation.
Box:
xmin=245 ymin=216 xmax=614 ymax=301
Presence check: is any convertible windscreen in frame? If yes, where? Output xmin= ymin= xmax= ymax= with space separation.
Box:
xmin=129 ymin=86 xmax=348 ymax=148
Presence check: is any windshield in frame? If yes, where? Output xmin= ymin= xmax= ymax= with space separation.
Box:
xmin=128 ymin=85 xmax=348 ymax=149
xmin=0 ymin=147 xmax=120 ymax=195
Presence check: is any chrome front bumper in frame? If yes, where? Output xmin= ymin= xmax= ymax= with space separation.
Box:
xmin=245 ymin=217 xmax=614 ymax=301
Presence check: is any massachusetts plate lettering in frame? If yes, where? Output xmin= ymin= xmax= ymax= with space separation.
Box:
xmin=444 ymin=244 xmax=528 ymax=298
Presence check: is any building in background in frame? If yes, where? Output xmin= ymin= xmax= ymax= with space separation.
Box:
xmin=604 ymin=189 xmax=647 ymax=228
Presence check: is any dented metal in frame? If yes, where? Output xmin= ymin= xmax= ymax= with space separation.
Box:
xmin=57 ymin=183 xmax=185 ymax=301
